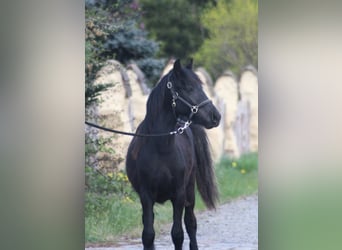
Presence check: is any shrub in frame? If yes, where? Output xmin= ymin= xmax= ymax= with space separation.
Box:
xmin=136 ymin=57 xmax=165 ymax=86
xmin=194 ymin=0 xmax=258 ymax=78
xmin=140 ymin=0 xmax=216 ymax=58
xmin=85 ymin=166 xmax=133 ymax=195
xmin=102 ymin=21 xmax=165 ymax=86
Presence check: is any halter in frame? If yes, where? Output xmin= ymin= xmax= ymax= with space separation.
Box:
xmin=84 ymin=75 xmax=212 ymax=137
xmin=166 ymin=79 xmax=212 ymax=134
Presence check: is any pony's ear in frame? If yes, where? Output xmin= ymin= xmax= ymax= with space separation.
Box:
xmin=186 ymin=58 xmax=193 ymax=69
xmin=173 ymin=59 xmax=182 ymax=76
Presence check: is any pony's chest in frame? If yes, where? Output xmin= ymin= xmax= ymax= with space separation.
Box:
xmin=153 ymin=164 xmax=186 ymax=203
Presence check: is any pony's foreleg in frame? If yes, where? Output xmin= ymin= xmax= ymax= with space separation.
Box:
xmin=184 ymin=185 xmax=198 ymax=250
xmin=140 ymin=192 xmax=155 ymax=250
xmin=171 ymin=194 xmax=185 ymax=250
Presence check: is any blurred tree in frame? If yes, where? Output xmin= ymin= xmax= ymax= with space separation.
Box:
xmin=140 ymin=0 xmax=216 ymax=59
xmin=85 ymin=0 xmax=164 ymax=102
xmin=194 ymin=0 xmax=258 ymax=78
xmin=85 ymin=6 xmax=114 ymax=108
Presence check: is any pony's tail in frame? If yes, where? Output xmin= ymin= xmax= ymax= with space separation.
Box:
xmin=192 ymin=125 xmax=219 ymax=209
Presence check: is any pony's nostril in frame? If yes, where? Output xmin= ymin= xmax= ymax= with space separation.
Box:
xmin=212 ymin=112 xmax=221 ymax=125
xmin=212 ymin=117 xmax=217 ymax=124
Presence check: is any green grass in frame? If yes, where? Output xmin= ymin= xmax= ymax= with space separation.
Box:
xmin=195 ymin=152 xmax=258 ymax=210
xmin=85 ymin=153 xmax=258 ymax=244
xmin=216 ymin=152 xmax=258 ymax=199
xmin=85 ymin=197 xmax=174 ymax=244
xmin=85 ymin=193 xmax=142 ymax=243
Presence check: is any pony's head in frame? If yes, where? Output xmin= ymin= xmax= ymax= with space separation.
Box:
xmin=167 ymin=59 xmax=221 ymax=129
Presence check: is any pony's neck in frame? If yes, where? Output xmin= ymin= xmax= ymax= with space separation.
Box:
xmin=144 ymin=80 xmax=178 ymax=148
xmin=148 ymin=105 xmax=177 ymax=134
xmin=143 ymin=106 xmax=176 ymax=151
xmin=144 ymin=76 xmax=178 ymax=133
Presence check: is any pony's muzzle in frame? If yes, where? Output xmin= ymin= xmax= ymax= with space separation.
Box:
xmin=211 ymin=109 xmax=221 ymax=127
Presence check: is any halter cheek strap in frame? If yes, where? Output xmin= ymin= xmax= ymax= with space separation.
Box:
xmin=166 ymin=80 xmax=212 ymax=134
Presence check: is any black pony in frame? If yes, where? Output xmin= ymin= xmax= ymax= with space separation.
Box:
xmin=126 ymin=59 xmax=221 ymax=250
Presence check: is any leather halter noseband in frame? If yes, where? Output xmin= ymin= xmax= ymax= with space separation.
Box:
xmin=166 ymin=79 xmax=212 ymax=134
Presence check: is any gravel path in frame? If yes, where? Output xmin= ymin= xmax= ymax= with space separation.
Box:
xmin=86 ymin=194 xmax=258 ymax=250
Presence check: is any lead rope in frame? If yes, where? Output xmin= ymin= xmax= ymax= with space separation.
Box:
xmin=85 ymin=121 xmax=179 ymax=137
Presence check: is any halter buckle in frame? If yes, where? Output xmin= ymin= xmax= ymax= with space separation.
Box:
xmin=172 ymin=92 xmax=179 ymax=99
xmin=191 ymin=106 xmax=199 ymax=113
xmin=178 ymin=127 xmax=185 ymax=134
xmin=177 ymin=120 xmax=191 ymax=135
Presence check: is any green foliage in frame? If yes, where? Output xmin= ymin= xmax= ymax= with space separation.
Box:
xmin=85 ymin=7 xmax=117 ymax=107
xmin=85 ymin=167 xmax=131 ymax=194
xmin=85 ymin=135 xmax=127 ymax=194
xmin=85 ymin=133 xmax=135 ymax=219
xmin=136 ymin=57 xmax=165 ymax=86
xmin=103 ymin=21 xmax=158 ymax=61
xmin=85 ymin=1 xmax=164 ymax=90
xmin=85 ymin=193 xmax=141 ymax=242
xmin=85 ymin=155 xmax=141 ymax=242
xmin=102 ymin=21 xmax=165 ymax=85
xmin=194 ymin=0 xmax=258 ymax=78
xmin=85 ymin=0 xmax=165 ymax=182
xmin=85 ymin=166 xmax=137 ymax=221
xmin=85 ymin=131 xmax=119 ymax=168
xmin=140 ymin=0 xmax=214 ymax=58
xmin=85 ymin=131 xmax=139 ymax=242
xmin=83 ymin=2 xmax=168 ymax=242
